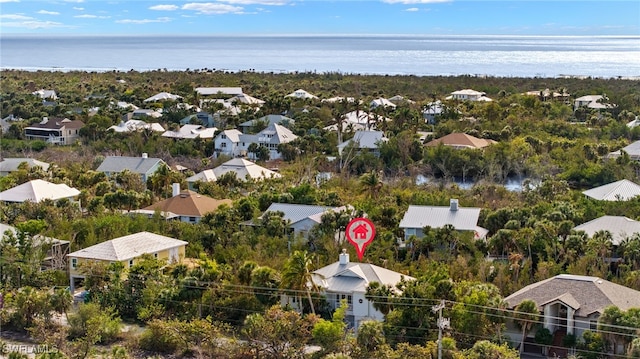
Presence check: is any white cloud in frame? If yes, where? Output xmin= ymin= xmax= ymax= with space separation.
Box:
xmin=0 ymin=14 xmax=33 ymax=20
xmin=37 ymin=10 xmax=60 ymax=15
xmin=0 ymin=0 xmax=20 ymax=3
xmin=149 ymin=4 xmax=179 ymax=11
xmin=1 ymin=20 xmax=65 ymax=29
xmin=404 ymin=7 xmax=419 ymax=11
xmin=116 ymin=17 xmax=171 ymax=24
xmin=383 ymin=0 xmax=450 ymax=4
xmin=182 ymin=3 xmax=242 ymax=14
xmin=63 ymin=0 xmax=84 ymax=3
xmin=73 ymin=7 xmax=84 ymax=10
xmin=74 ymin=14 xmax=110 ymax=19
xmin=218 ymin=0 xmax=288 ymax=5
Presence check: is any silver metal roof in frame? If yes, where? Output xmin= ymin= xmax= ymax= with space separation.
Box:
xmin=582 ymin=179 xmax=640 ymax=201
xmin=399 ymin=204 xmax=481 ymax=231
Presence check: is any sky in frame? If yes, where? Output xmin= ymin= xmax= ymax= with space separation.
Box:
xmin=0 ymin=0 xmax=639 ymax=36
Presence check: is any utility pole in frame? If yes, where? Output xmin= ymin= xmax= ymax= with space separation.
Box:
xmin=432 ymin=299 xmax=450 ymax=359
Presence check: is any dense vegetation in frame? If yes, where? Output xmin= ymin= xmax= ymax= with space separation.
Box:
xmin=1 ymin=69 xmax=640 ymax=358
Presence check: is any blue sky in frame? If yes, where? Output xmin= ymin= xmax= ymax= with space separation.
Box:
xmin=1 ymin=0 xmax=638 ymax=35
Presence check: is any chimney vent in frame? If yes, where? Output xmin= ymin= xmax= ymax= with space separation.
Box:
xmin=450 ymin=199 xmax=459 ymax=211
xmin=172 ymin=183 xmax=180 ymax=197
xmin=142 ymin=153 xmax=148 ymax=158
xmin=339 ymin=248 xmax=349 ymax=265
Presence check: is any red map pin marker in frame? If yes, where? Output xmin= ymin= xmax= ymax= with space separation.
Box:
xmin=346 ymin=217 xmax=376 ymax=260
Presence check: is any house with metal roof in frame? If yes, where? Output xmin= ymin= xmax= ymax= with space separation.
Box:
xmin=96 ymin=153 xmax=165 ymax=183
xmin=582 ymin=179 xmax=640 ymax=201
xmin=0 ymin=179 xmax=80 ymax=204
xmin=143 ymin=92 xmax=182 ymax=103
xmin=162 ymin=124 xmax=217 ymax=140
xmin=67 ymin=231 xmax=187 ymax=292
xmin=131 ymin=184 xmax=232 ymax=223
xmin=238 ymin=115 xmax=295 ymax=134
xmin=24 ymin=117 xmax=84 ymax=145
xmin=195 ymin=87 xmax=243 ymax=97
xmin=337 ymin=130 xmax=388 ymax=157
xmin=283 ymin=250 xmax=414 ymax=332
xmin=425 ymin=132 xmax=497 ymax=150
xmin=574 ymin=95 xmax=614 ymax=110
xmin=399 ymin=199 xmax=488 ymax=241
xmin=504 ymin=274 xmax=640 ymax=356
xmin=211 ymin=158 xmax=281 ymax=182
xmin=108 ymin=119 xmax=165 ymax=133
xmin=214 ymin=129 xmax=244 ymax=158
xmin=573 ymin=215 xmax=640 ymax=246
xmin=0 ymin=158 xmax=50 ymax=176
xmin=32 ymin=89 xmax=57 ymax=100
xmin=258 ymin=203 xmax=349 ymax=238
xmin=216 ymin=123 xmax=297 ymax=160
xmin=607 ymin=140 xmax=640 ymax=161
xmin=370 ymin=97 xmax=397 ymax=110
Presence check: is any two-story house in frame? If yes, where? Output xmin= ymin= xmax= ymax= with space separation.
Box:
xmin=24 ymin=117 xmax=84 ymax=145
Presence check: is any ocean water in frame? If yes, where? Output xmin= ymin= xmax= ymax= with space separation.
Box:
xmin=1 ymin=35 xmax=639 ymax=78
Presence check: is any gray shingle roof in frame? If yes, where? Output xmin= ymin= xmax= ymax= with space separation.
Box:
xmin=96 ymin=156 xmax=164 ymax=175
xmin=68 ymin=231 xmax=187 ymax=261
xmin=505 ymin=274 xmax=640 ymax=316
xmin=582 ymin=179 xmax=640 ymax=201
xmin=399 ymin=204 xmax=481 ymax=231
xmin=573 ymin=215 xmax=640 ymax=246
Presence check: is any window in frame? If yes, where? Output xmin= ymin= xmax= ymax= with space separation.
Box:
xmin=590 ymin=321 xmax=598 ymax=331
xmin=221 ymin=134 xmax=226 ymax=139
xmin=71 ymin=258 xmax=77 ymax=269
xmin=154 ymin=253 xmax=158 ymax=259
xmin=129 ymin=259 xmax=134 ymax=268
xmin=189 ymin=217 xmax=197 ymax=222
xmin=221 ymin=142 xmax=227 ymax=148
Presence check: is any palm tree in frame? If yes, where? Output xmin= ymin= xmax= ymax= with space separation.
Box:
xmin=359 ymin=170 xmax=383 ymax=199
xmin=281 ymin=250 xmax=317 ymax=315
xmin=514 ymin=299 xmax=539 ymax=354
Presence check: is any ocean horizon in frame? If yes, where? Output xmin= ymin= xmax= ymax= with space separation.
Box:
xmin=1 ymin=34 xmax=639 ymax=78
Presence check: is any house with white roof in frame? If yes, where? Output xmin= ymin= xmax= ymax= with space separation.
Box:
xmin=370 ymin=98 xmax=397 ymax=110
xmin=24 ymin=117 xmax=84 ymax=145
xmin=399 ymin=199 xmax=488 ymax=241
xmin=96 ymin=154 xmax=165 ymax=183
xmin=573 ymin=215 xmax=640 ymax=246
xmin=337 ymin=130 xmax=388 ymax=157
xmin=0 ymin=158 xmax=50 ymax=177
xmin=162 ymin=124 xmax=217 ymax=140
xmin=607 ymin=140 xmax=640 ymax=161
xmin=283 ymin=250 xmax=414 ymax=332
xmin=388 ymin=95 xmax=415 ymax=105
xmin=211 ymin=158 xmax=281 ymax=182
xmin=505 ymin=274 xmax=640 ymax=356
xmin=574 ymin=95 xmax=614 ymax=110
xmin=130 ymin=109 xmax=163 ymax=119
xmin=186 ymin=169 xmax=218 ymax=190
xmin=447 ymin=89 xmax=492 ymax=102
xmin=582 ymin=179 xmax=640 ymax=201
xmin=229 ymin=93 xmax=265 ymax=106
xmin=322 ymin=96 xmax=357 ymax=104
xmin=32 ymin=89 xmax=57 ymax=100
xmin=214 ymin=129 xmax=244 ymax=158
xmin=285 ymin=89 xmax=318 ymax=100
xmin=243 ymin=123 xmax=298 ymax=160
xmin=0 ymin=179 xmax=80 ymax=204
xmin=108 ymin=120 xmax=165 ymax=133
xmin=423 ymin=101 xmax=446 ymax=124
xmin=67 ymin=231 xmax=187 ymax=292
xmin=143 ymin=92 xmax=182 ymax=103
xmin=258 ymin=203 xmax=349 ymax=238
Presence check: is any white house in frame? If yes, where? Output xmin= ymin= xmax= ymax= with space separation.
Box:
xmin=283 ymin=250 xmax=415 ymax=332
xmin=574 ymin=95 xmax=614 ymax=110
xmin=285 ymin=89 xmax=318 ymax=100
xmin=447 ymin=89 xmax=492 ymax=102
xmin=398 ymin=199 xmax=488 ymax=241
xmin=582 ymin=179 xmax=640 ymax=201
xmin=573 ymin=215 xmax=640 ymax=246
xmin=210 ymin=158 xmax=281 ymax=182
xmin=0 ymin=179 xmax=80 ymax=204
xmin=32 ymin=89 xmax=57 ymax=100
xmin=370 ymin=98 xmax=397 ymax=110
xmin=108 ymin=120 xmax=165 ymax=133
xmin=143 ymin=92 xmax=182 ymax=103
xmin=214 ymin=129 xmax=244 ymax=157
xmin=162 ymin=124 xmax=217 ymax=140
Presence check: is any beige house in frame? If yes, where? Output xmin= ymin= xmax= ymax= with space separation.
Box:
xmin=24 ymin=117 xmax=84 ymax=145
xmin=67 ymin=231 xmax=187 ymax=292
